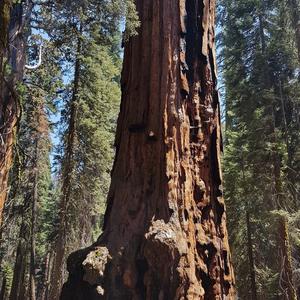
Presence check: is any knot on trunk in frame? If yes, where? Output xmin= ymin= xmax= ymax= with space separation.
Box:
xmin=144 ymin=220 xmax=186 ymax=271
xmin=142 ymin=220 xmax=187 ymax=298
xmin=82 ymin=247 xmax=111 ymax=287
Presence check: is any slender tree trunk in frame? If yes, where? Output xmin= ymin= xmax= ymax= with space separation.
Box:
xmin=270 ymin=95 xmax=298 ymax=299
xmin=48 ymin=33 xmax=82 ymax=300
xmin=9 ymin=205 xmax=30 ymax=300
xmin=271 ymin=102 xmax=297 ymax=299
xmin=0 ymin=276 xmax=6 ymax=300
xmin=29 ymin=145 xmax=38 ymax=300
xmin=246 ymin=211 xmax=257 ymax=300
xmin=258 ymin=3 xmax=297 ymax=297
xmin=278 ymin=216 xmax=297 ymax=300
xmin=61 ymin=1 xmax=235 ymax=299
xmin=41 ymin=252 xmax=51 ymax=300
xmin=241 ymin=157 xmax=257 ymax=300
xmin=278 ymin=80 xmax=298 ymax=207
xmin=287 ymin=0 xmax=300 ymax=63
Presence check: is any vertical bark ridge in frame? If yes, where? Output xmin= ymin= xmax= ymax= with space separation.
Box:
xmin=61 ymin=1 xmax=235 ymax=299
xmin=278 ymin=216 xmax=297 ymax=300
xmin=0 ymin=2 xmax=24 ymax=225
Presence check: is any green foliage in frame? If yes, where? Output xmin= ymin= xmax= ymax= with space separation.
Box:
xmin=0 ymin=34 xmax=62 ymax=298
xmin=65 ymin=37 xmax=121 ymax=249
xmin=122 ymin=0 xmax=140 ymax=41
xmin=220 ymin=0 xmax=300 ymax=297
xmin=41 ymin=0 xmax=130 ymax=292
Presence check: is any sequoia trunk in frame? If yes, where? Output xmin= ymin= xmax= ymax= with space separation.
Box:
xmin=0 ymin=2 xmax=25 ymax=225
xmin=61 ymin=1 xmax=235 ymax=299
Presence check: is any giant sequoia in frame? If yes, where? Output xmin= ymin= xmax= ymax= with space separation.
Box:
xmin=0 ymin=1 xmax=22 ymax=224
xmin=0 ymin=1 xmax=31 ymax=225
xmin=61 ymin=0 xmax=235 ymax=299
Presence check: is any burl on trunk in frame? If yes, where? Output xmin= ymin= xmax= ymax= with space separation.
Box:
xmin=60 ymin=0 xmax=235 ymax=299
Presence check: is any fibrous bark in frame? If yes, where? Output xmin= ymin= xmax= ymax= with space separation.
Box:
xmin=61 ymin=0 xmax=235 ymax=299
xmin=0 ymin=2 xmax=24 ymax=225
xmin=278 ymin=216 xmax=297 ymax=300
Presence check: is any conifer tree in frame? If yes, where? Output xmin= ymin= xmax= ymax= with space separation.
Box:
xmin=0 ymin=1 xmax=25 ymax=224
xmin=220 ymin=0 xmax=300 ymax=297
xmin=47 ymin=1 xmax=138 ymax=298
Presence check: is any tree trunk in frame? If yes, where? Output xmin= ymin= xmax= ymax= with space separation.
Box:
xmin=61 ymin=0 xmax=235 ymax=299
xmin=48 ymin=33 xmax=82 ymax=300
xmin=241 ymin=156 xmax=257 ymax=300
xmin=246 ymin=211 xmax=257 ymax=300
xmin=41 ymin=252 xmax=51 ymax=300
xmin=287 ymin=0 xmax=300 ymax=63
xmin=9 ymin=211 xmax=30 ymax=300
xmin=0 ymin=2 xmax=25 ymax=225
xmin=278 ymin=216 xmax=297 ymax=300
xmin=258 ymin=3 xmax=297 ymax=297
xmin=0 ymin=276 xmax=6 ymax=300
xmin=271 ymin=104 xmax=297 ymax=299
xmin=0 ymin=0 xmax=11 ymax=80
xmin=29 ymin=146 xmax=38 ymax=300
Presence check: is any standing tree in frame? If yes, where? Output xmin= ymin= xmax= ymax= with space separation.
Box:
xmin=0 ymin=0 xmax=33 ymax=225
xmin=61 ymin=0 xmax=235 ymax=299
xmin=7 ymin=38 xmax=60 ymax=299
xmin=287 ymin=0 xmax=300 ymax=62
xmin=47 ymin=1 xmax=132 ymax=298
xmin=220 ymin=0 xmax=300 ymax=297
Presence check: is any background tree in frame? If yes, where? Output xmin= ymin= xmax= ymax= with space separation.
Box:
xmin=219 ymin=0 xmax=300 ymax=298
xmin=0 ymin=0 xmax=139 ymax=298
xmin=46 ymin=1 xmax=138 ymax=298
xmin=0 ymin=35 xmax=61 ymax=299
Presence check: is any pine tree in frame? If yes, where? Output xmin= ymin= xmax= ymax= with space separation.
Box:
xmin=47 ymin=1 xmax=138 ymax=298
xmin=0 ymin=33 xmax=62 ymax=299
xmin=220 ymin=0 xmax=300 ymax=297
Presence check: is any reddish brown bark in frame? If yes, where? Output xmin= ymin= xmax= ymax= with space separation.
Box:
xmin=278 ymin=216 xmax=297 ymax=300
xmin=61 ymin=1 xmax=235 ymax=299
xmin=40 ymin=252 xmax=52 ymax=300
xmin=0 ymin=0 xmax=12 ymax=225
xmin=0 ymin=2 xmax=24 ymax=225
